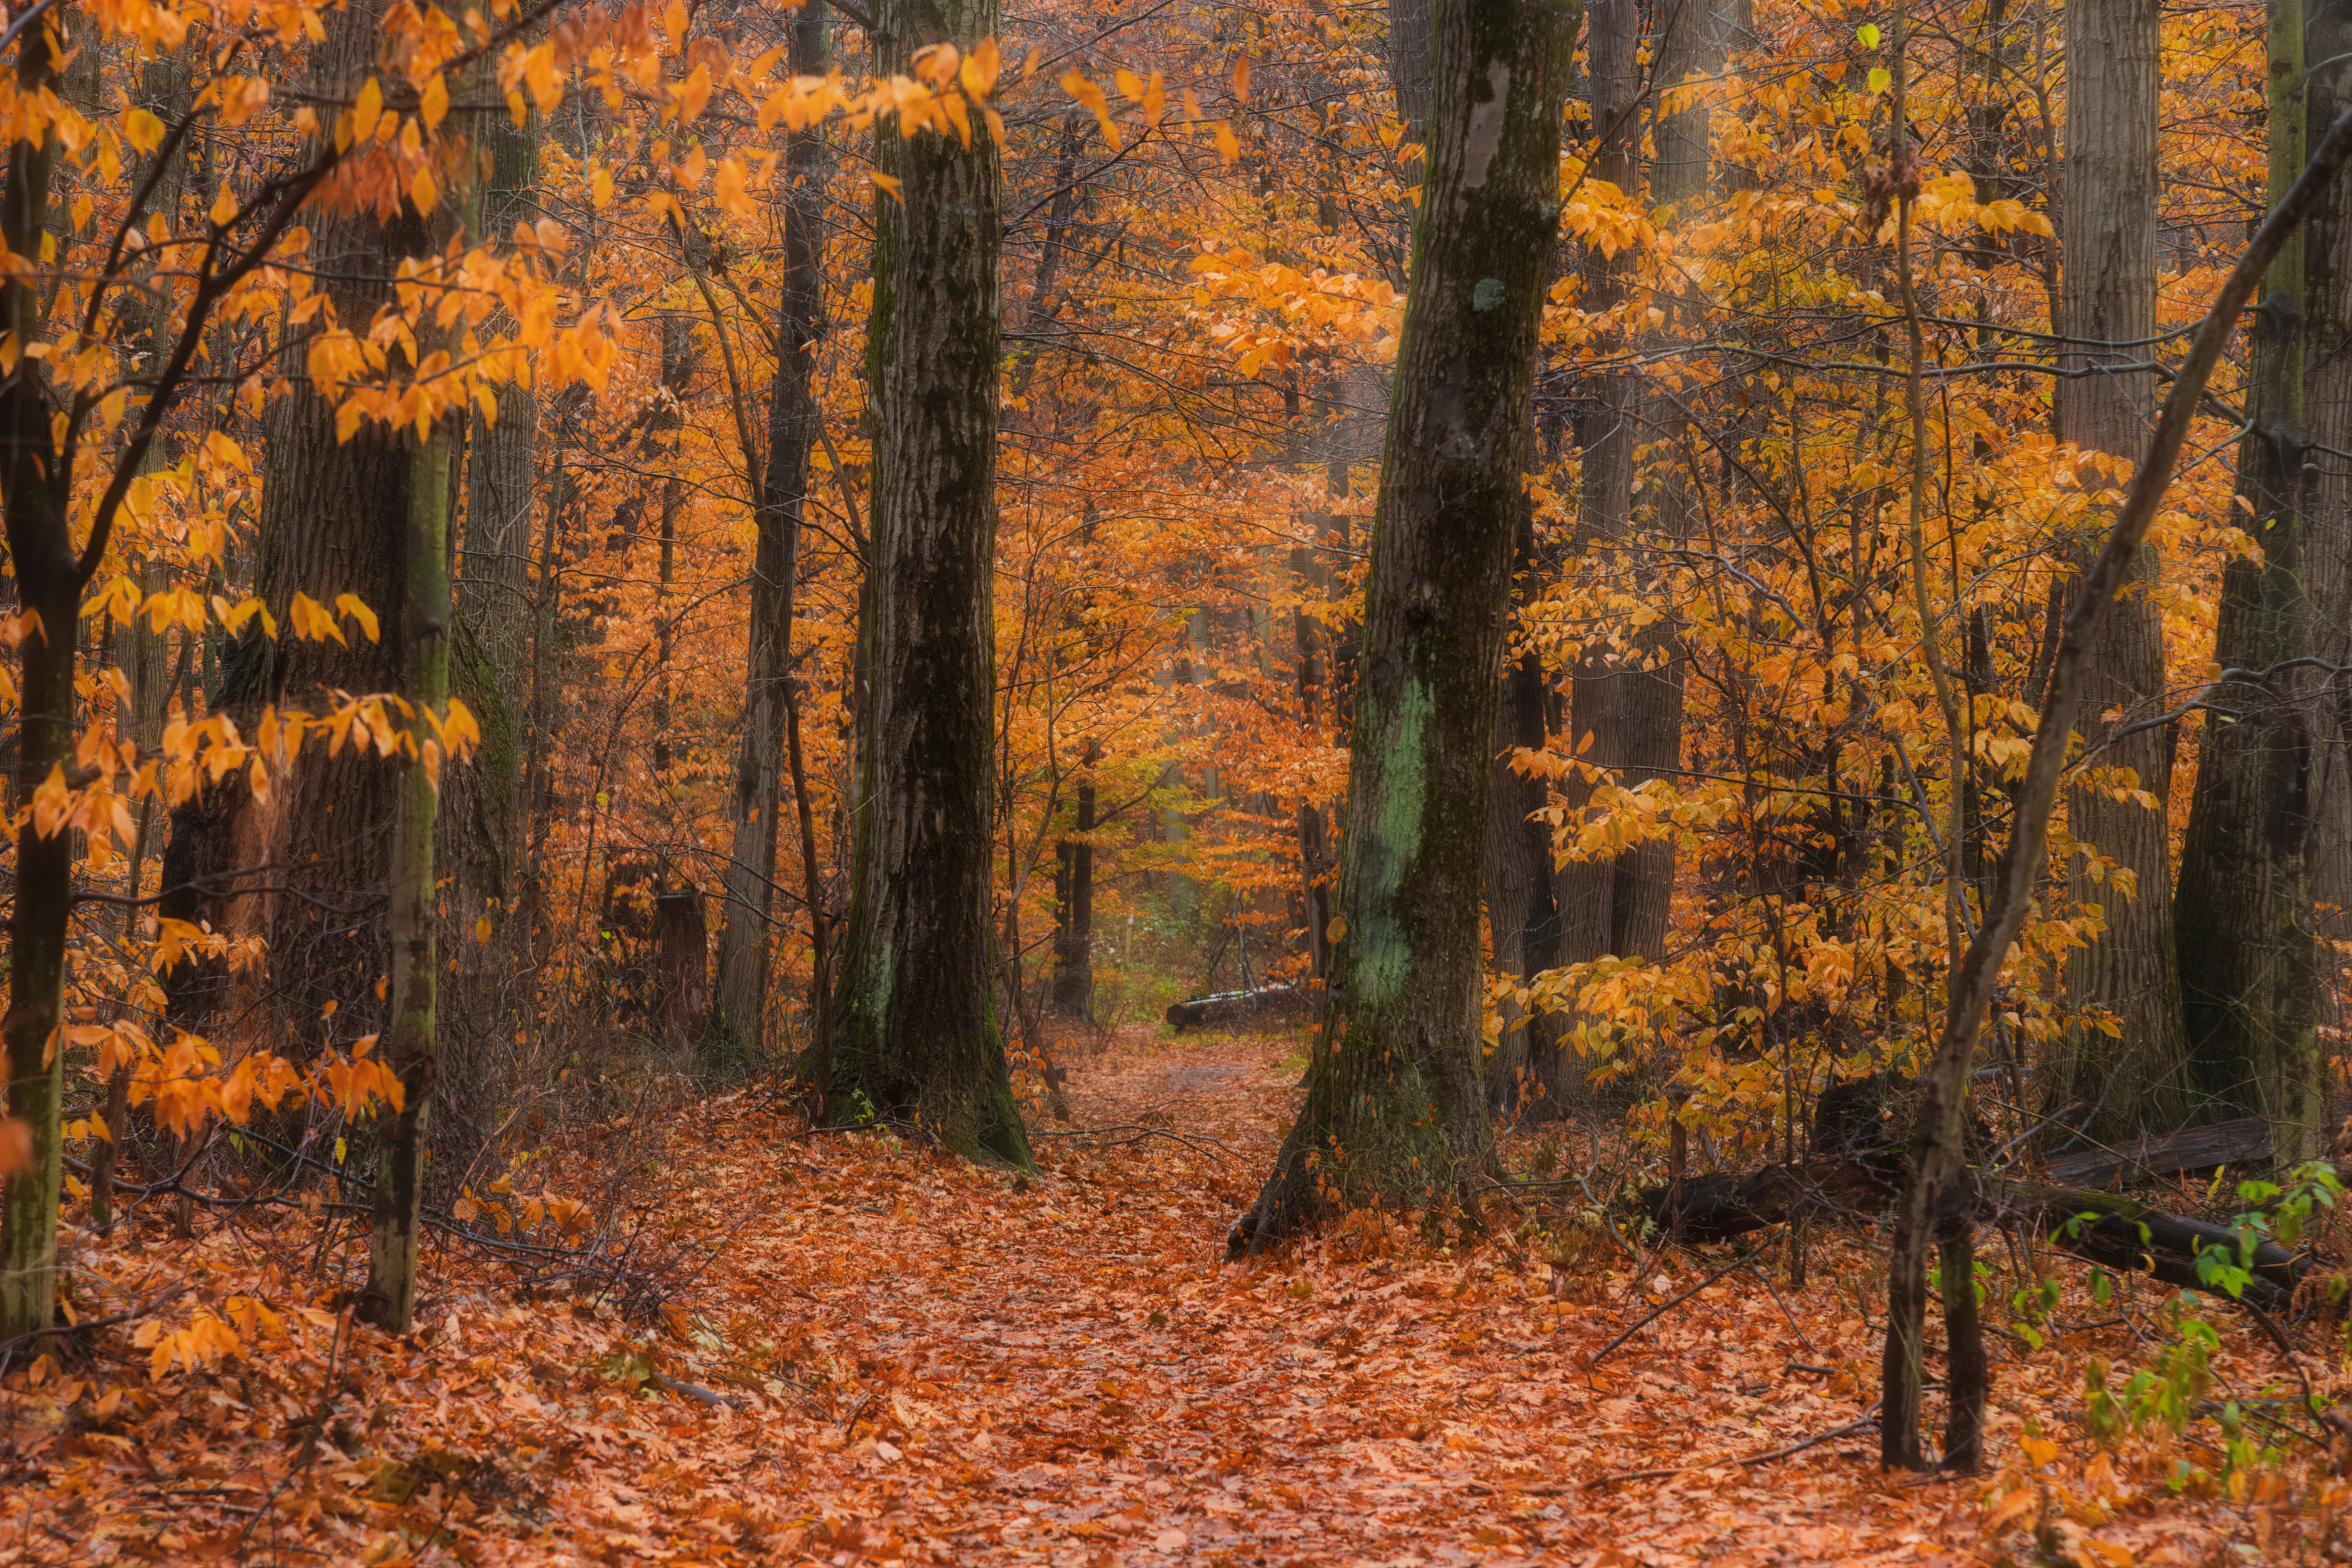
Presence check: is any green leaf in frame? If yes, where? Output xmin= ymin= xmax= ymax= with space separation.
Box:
xmin=1867 ymin=66 xmax=1892 ymax=95
xmin=1856 ymin=21 xmax=1882 ymax=47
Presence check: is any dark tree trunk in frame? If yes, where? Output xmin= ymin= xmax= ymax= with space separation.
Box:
xmin=1050 ymin=749 xmax=1097 ymax=1022
xmin=1485 ymin=498 xmax=1565 ymax=1119
xmin=827 ymin=0 xmax=1029 ymax=1166
xmin=2174 ymin=0 xmax=2340 ymax=1164
xmin=1233 ymin=0 xmax=1571 ymax=1254
xmin=2049 ymin=0 xmax=2193 ymax=1139
xmin=0 ymin=24 xmax=70 ymax=1343
xmin=715 ymin=3 xmax=830 ymax=1054
xmin=655 ymin=888 xmax=711 ymax=1064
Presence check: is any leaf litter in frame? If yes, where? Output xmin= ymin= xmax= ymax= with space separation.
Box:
xmin=4 ymin=1025 xmax=2346 ymax=1565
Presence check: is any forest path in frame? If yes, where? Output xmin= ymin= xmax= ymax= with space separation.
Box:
xmin=19 ymin=1026 xmax=2217 ymax=1566
xmin=707 ymin=1025 xmax=1981 ymax=1568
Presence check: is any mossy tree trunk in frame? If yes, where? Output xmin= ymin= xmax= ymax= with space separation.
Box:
xmin=826 ymin=0 xmax=1028 ymax=1165
xmin=2174 ymin=0 xmax=2343 ymax=1164
xmin=1232 ymin=0 xmax=1571 ymax=1253
xmin=2049 ymin=0 xmax=2193 ymax=1139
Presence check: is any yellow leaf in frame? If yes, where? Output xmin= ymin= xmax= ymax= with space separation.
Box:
xmin=420 ymin=73 xmax=450 ymax=132
xmin=960 ymin=38 xmax=1001 ymax=98
xmin=475 ymin=915 xmax=493 ymax=943
xmin=210 ymin=181 xmax=236 ymax=227
xmin=409 ymin=162 xmax=438 ymax=214
xmin=1326 ymin=915 xmax=1347 ymax=943
xmin=870 ymin=170 xmax=902 ymax=201
xmin=124 ymin=106 xmax=167 ymax=154
xmin=1061 ymin=71 xmax=1119 ymax=150
xmin=677 ymin=63 xmax=713 ymax=123
xmin=1213 ymin=119 xmax=1240 ymax=164
xmin=0 ymin=1117 xmax=31 ymax=1175
xmin=1231 ymin=55 xmax=1251 ymax=103
xmin=352 ymin=76 xmax=384 ymax=145
xmin=334 ymin=593 xmax=380 ymax=643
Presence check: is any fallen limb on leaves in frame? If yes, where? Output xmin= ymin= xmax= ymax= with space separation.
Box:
xmin=1635 ymin=1159 xmax=2302 ymax=1305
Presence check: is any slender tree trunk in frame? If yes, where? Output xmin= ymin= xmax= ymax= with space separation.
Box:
xmin=1234 ymin=0 xmax=1571 ymax=1253
xmin=1557 ymin=0 xmax=1656 ymax=975
xmin=0 ymin=22 xmax=70 ymax=1347
xmin=1485 ymin=496 xmax=1565 ymax=1119
xmin=2174 ymin=0 xmax=2339 ymax=1162
xmin=359 ymin=417 xmax=456 ymax=1333
xmin=2049 ymin=0 xmax=2192 ymax=1138
xmin=716 ymin=2 xmax=830 ymax=1055
xmin=827 ymin=0 xmax=1029 ymax=1165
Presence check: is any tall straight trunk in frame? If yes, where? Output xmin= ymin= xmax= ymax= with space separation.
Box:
xmin=437 ymin=94 xmax=536 ymax=1198
xmin=1557 ymin=0 xmax=1661 ymax=969
xmin=94 ymin=44 xmax=192 ymax=1236
xmin=1234 ymin=0 xmax=1570 ymax=1253
xmin=1050 ymin=746 xmax=1097 ymax=1020
xmin=716 ymin=2 xmax=829 ymax=1054
xmin=359 ymin=418 xmax=455 ymax=1332
xmin=827 ymin=0 xmax=1029 ymax=1165
xmin=2174 ymin=0 xmax=2340 ymax=1161
xmin=0 ymin=23 xmax=70 ymax=1347
xmin=2300 ymin=0 xmax=2352 ymax=1047
xmin=2049 ymin=0 xmax=2192 ymax=1138
xmin=1485 ymin=496 xmax=1564 ymax=1120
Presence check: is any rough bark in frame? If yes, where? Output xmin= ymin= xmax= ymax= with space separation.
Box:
xmin=0 ymin=22 xmax=70 ymax=1347
xmin=1232 ymin=0 xmax=1571 ymax=1254
xmin=2050 ymin=0 xmax=2193 ymax=1139
xmin=2174 ymin=0 xmax=2342 ymax=1164
xmin=827 ymin=0 xmax=1029 ymax=1165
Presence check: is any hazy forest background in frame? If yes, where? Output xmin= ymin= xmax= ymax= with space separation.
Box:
xmin=8 ymin=0 xmax=2352 ymax=1559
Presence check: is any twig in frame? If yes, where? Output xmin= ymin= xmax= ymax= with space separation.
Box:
xmin=0 ymin=1280 xmax=191 ymax=1359
xmin=1584 ymin=1243 xmax=1769 ymax=1371
xmin=1587 ymin=1401 xmax=1884 ymax=1488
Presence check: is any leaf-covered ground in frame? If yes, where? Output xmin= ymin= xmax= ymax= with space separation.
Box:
xmin=5 ymin=1026 xmax=2346 ymax=1565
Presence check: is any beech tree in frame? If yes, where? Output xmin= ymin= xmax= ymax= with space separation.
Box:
xmin=1233 ymin=0 xmax=1571 ymax=1251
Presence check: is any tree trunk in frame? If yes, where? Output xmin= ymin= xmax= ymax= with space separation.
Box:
xmin=1876 ymin=98 xmax=2352 ymax=1471
xmin=827 ymin=0 xmax=1029 ymax=1166
xmin=1233 ymin=0 xmax=1571 ymax=1254
xmin=655 ymin=888 xmax=711 ymax=1064
xmin=2049 ymin=0 xmax=2193 ymax=1139
xmin=2173 ymin=0 xmax=2341 ymax=1164
xmin=715 ymin=0 xmax=829 ymax=1055
xmin=0 ymin=23 xmax=70 ymax=1347
xmin=1485 ymin=498 xmax=1565 ymax=1120
xmin=1050 ymin=747 xmax=1097 ymax=1021
xmin=1557 ymin=0 xmax=1668 ymax=973
xmin=358 ymin=416 xmax=456 ymax=1334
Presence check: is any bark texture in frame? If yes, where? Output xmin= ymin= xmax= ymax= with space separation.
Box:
xmin=1234 ymin=0 xmax=1571 ymax=1253
xmin=827 ymin=0 xmax=1029 ymax=1165
xmin=2173 ymin=0 xmax=2345 ymax=1164
xmin=2049 ymin=0 xmax=2193 ymax=1138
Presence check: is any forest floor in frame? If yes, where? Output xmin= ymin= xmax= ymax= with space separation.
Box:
xmin=3 ymin=1025 xmax=2344 ymax=1566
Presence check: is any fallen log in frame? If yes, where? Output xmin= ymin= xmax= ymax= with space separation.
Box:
xmin=2043 ymin=1115 xmax=2272 ymax=1189
xmin=1165 ymin=985 xmax=1311 ymax=1034
xmin=1636 ymin=1158 xmax=2301 ymax=1304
